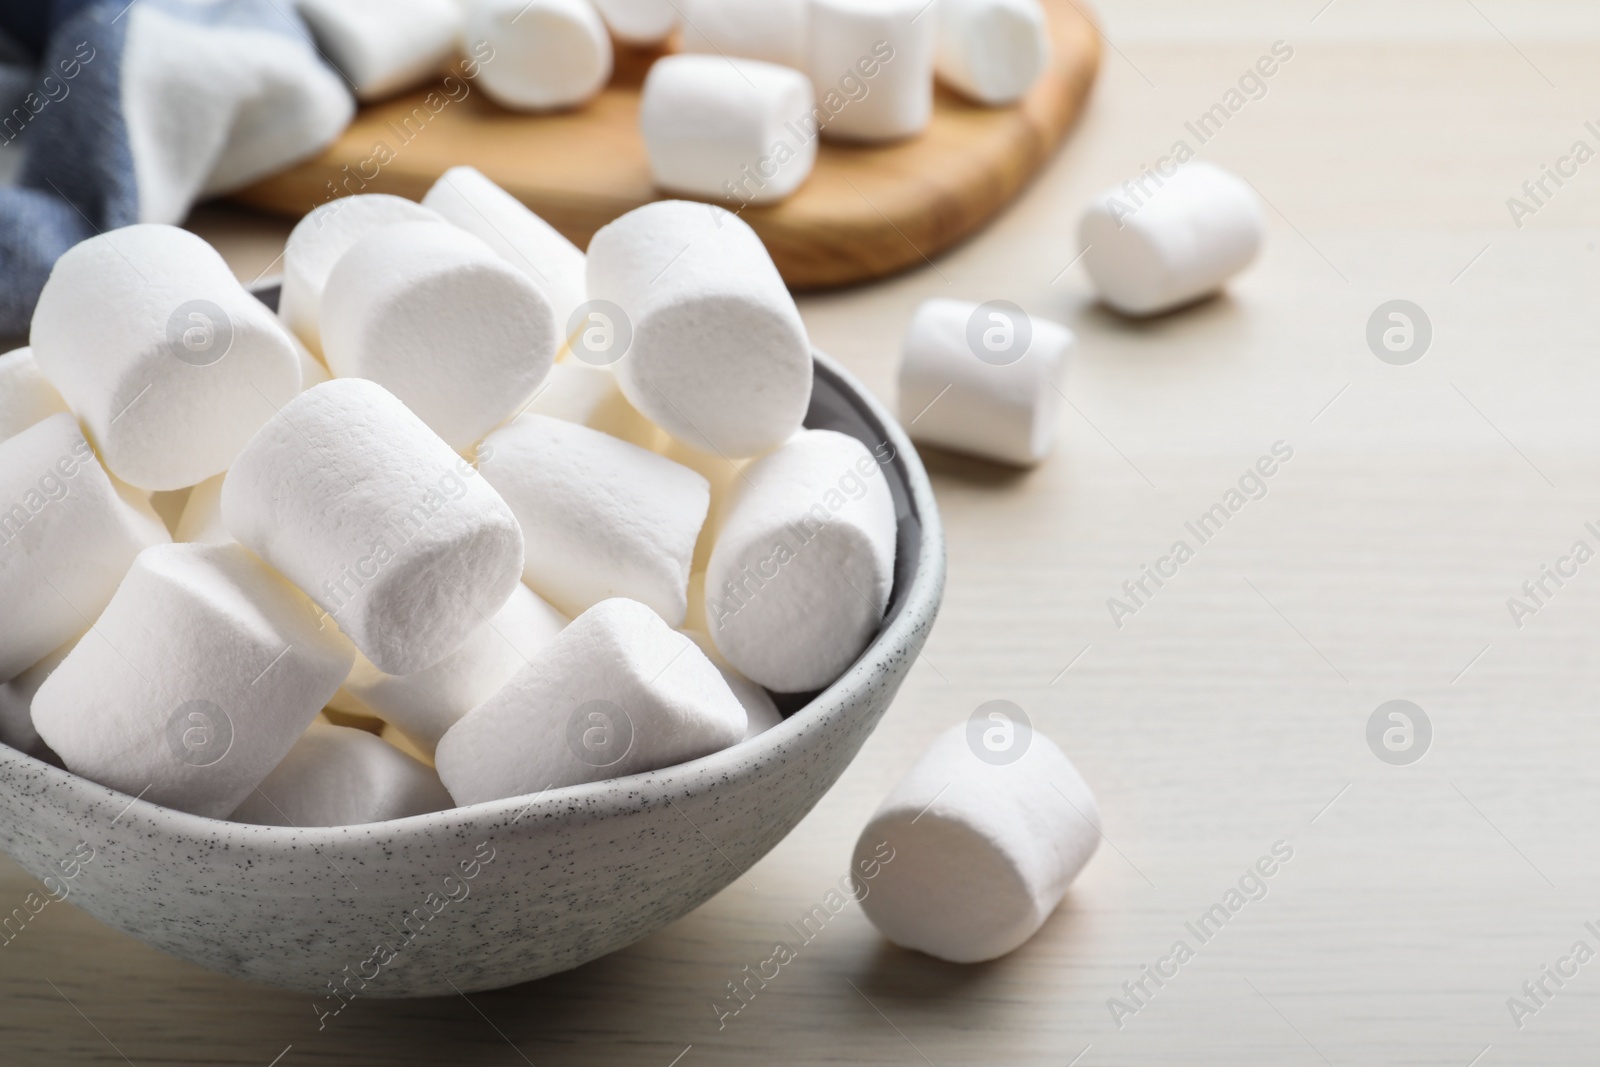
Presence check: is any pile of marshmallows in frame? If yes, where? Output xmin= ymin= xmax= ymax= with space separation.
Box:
xmin=297 ymin=0 xmax=1054 ymax=204
xmin=0 ymin=167 xmax=901 ymax=831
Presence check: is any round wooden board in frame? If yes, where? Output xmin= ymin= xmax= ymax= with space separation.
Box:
xmin=230 ymin=0 xmax=1100 ymax=290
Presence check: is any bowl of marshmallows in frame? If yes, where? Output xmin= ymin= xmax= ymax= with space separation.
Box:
xmin=0 ymin=166 xmax=943 ymax=996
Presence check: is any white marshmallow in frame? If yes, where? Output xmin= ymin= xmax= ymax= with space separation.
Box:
xmin=680 ymin=0 xmax=808 ymax=68
xmin=0 ymin=347 xmax=68 ymax=442
xmin=706 ymin=430 xmax=896 ymax=692
xmin=854 ymin=719 xmax=1100 ymax=962
xmin=322 ymin=221 xmax=559 ymax=451
xmin=30 ymin=225 xmax=301 ymax=491
xmin=422 ymin=166 xmax=588 ymax=338
xmin=641 ymin=55 xmax=817 ymax=205
xmin=344 ymin=583 xmax=568 ymax=755
xmin=435 ymin=598 xmax=745 ymax=803
xmin=222 ymin=378 xmax=525 ymax=676
xmin=0 ymin=638 xmax=76 ymax=756
xmin=684 ymin=629 xmax=781 ymax=740
xmin=478 ymin=414 xmax=709 ymax=625
xmin=462 ymin=0 xmax=612 ymax=112
xmin=521 ymin=360 xmax=663 ymax=450
xmin=0 ymin=415 xmax=170 ymax=681
xmin=807 ymin=0 xmax=935 ymax=143
xmin=1079 ymin=161 xmax=1265 ymax=317
xmin=174 ymin=473 xmax=229 ymax=545
xmin=294 ymin=336 xmax=332 ymax=390
xmin=32 ymin=542 xmax=356 ymax=819
xmin=591 ymin=0 xmax=679 ymax=44
xmin=279 ymin=194 xmax=444 ymax=357
xmin=296 ymin=0 xmax=461 ymax=102
xmin=898 ymin=297 xmax=1071 ymax=467
xmin=230 ymin=721 xmax=453 ymax=826
xmin=586 ymin=201 xmax=812 ymax=458
xmin=381 ymin=722 xmax=434 ymax=766
xmin=935 ymin=0 xmax=1049 ymax=105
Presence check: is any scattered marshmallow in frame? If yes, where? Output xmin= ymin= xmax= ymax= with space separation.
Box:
xmin=230 ymin=721 xmax=453 ymax=826
xmin=422 ymin=166 xmax=588 ymax=337
xmin=591 ymin=0 xmax=678 ymax=44
xmin=0 ymin=415 xmax=170 ymax=681
xmin=808 ymin=0 xmax=936 ymax=143
xmin=32 ymin=542 xmax=356 ymax=819
xmin=462 ymin=0 xmax=613 ymax=112
xmin=221 ymin=378 xmax=525 ymax=676
xmin=680 ymin=0 xmax=807 ymax=68
xmin=1078 ymin=161 xmax=1265 ymax=317
xmin=343 ymin=583 xmax=568 ymax=755
xmin=478 ymin=414 xmax=709 ymax=625
xmin=853 ymin=720 xmax=1100 ymax=963
xmin=521 ymin=360 xmax=663 ymax=450
xmin=586 ymin=201 xmax=812 ymax=458
xmin=0 ymin=638 xmax=76 ymax=756
xmin=641 ymin=56 xmax=817 ymax=205
xmin=174 ymin=473 xmax=229 ymax=545
xmin=0 ymin=347 xmax=68 ymax=443
xmin=684 ymin=629 xmax=781 ymax=739
xmin=898 ymin=297 xmax=1072 ymax=467
xmin=278 ymin=194 xmax=444 ymax=357
xmin=935 ymin=0 xmax=1050 ymax=106
xmin=30 ymin=224 xmax=301 ymax=491
xmin=706 ymin=430 xmax=897 ymax=693
xmin=297 ymin=0 xmax=461 ymax=102
xmin=322 ymin=222 xmax=558 ymax=450
xmin=435 ymin=598 xmax=745 ymax=803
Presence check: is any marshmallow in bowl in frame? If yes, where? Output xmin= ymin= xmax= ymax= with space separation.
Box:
xmin=1078 ymin=161 xmax=1265 ymax=317
xmin=897 ymin=297 xmax=1072 ymax=467
xmin=0 ymin=414 xmax=170 ymax=681
xmin=521 ymin=360 xmax=663 ymax=450
xmin=587 ymin=201 xmax=812 ymax=458
xmin=221 ymin=378 xmax=525 ymax=676
xmin=30 ymin=224 xmax=302 ymax=491
xmin=279 ymin=194 xmax=444 ymax=356
xmin=343 ymin=583 xmax=568 ymax=755
xmin=684 ymin=629 xmax=782 ymax=740
xmin=680 ymin=0 xmax=807 ymax=68
xmin=421 ymin=166 xmax=588 ymax=336
xmin=591 ymin=0 xmax=678 ymax=44
xmin=32 ymin=542 xmax=356 ymax=820
xmin=853 ymin=721 xmax=1100 ymax=963
xmin=297 ymin=0 xmax=461 ymax=102
xmin=462 ymin=0 xmax=613 ymax=112
xmin=435 ymin=598 xmax=746 ymax=803
xmin=706 ymin=429 xmax=897 ymax=693
xmin=0 ymin=638 xmax=75 ymax=755
xmin=935 ymin=0 xmax=1050 ymax=105
xmin=641 ymin=56 xmax=817 ymax=205
xmin=808 ymin=0 xmax=936 ymax=143
xmin=0 ymin=347 xmax=68 ymax=442
xmin=320 ymin=221 xmax=559 ymax=451
xmin=477 ymin=414 xmax=709 ymax=625
xmin=230 ymin=721 xmax=453 ymax=827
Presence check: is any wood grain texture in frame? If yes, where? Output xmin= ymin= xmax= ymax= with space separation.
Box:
xmin=229 ymin=0 xmax=1101 ymax=289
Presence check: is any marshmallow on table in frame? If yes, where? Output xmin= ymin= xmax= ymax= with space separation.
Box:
xmin=478 ymin=414 xmax=709 ymax=625
xmin=680 ymin=0 xmax=807 ymax=68
xmin=231 ymin=721 xmax=453 ymax=826
xmin=0 ymin=638 xmax=76 ymax=756
xmin=175 ymin=473 xmax=229 ymax=545
xmin=32 ymin=542 xmax=356 ymax=820
xmin=222 ymin=378 xmax=525 ymax=676
xmin=808 ymin=0 xmax=936 ymax=143
xmin=462 ymin=0 xmax=612 ymax=112
xmin=0 ymin=415 xmax=170 ymax=681
xmin=521 ymin=360 xmax=663 ymax=450
xmin=853 ymin=720 xmax=1100 ymax=963
xmin=422 ymin=166 xmax=588 ymax=337
xmin=436 ymin=598 xmax=745 ymax=803
xmin=641 ymin=56 xmax=816 ymax=205
xmin=935 ymin=0 xmax=1050 ymax=105
xmin=706 ymin=429 xmax=897 ymax=693
xmin=684 ymin=629 xmax=781 ymax=740
xmin=1078 ymin=162 xmax=1265 ymax=317
xmin=344 ymin=583 xmax=568 ymax=755
xmin=587 ymin=201 xmax=812 ymax=458
xmin=296 ymin=0 xmax=461 ymax=102
xmin=30 ymin=225 xmax=301 ymax=491
xmin=898 ymin=298 xmax=1072 ymax=467
xmin=0 ymin=348 xmax=68 ymax=443
xmin=591 ymin=0 xmax=678 ymax=44
xmin=322 ymin=221 xmax=559 ymax=451
xmin=279 ymin=194 xmax=444 ymax=357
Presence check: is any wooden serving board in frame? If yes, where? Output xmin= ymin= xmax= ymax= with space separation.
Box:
xmin=232 ymin=0 xmax=1100 ymax=289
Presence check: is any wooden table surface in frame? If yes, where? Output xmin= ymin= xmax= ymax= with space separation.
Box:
xmin=9 ymin=2 xmax=1600 ymax=1063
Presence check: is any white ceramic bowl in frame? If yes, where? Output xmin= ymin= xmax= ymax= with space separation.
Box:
xmin=0 ymin=341 xmax=944 ymax=996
